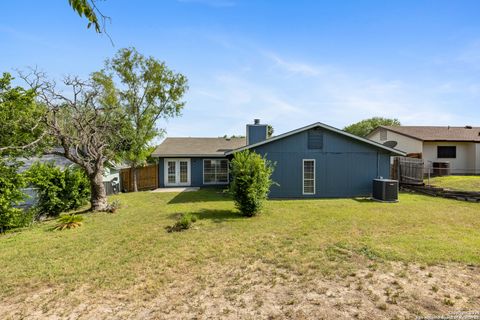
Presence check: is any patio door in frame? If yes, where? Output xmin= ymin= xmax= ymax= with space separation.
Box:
xmin=164 ymin=159 xmax=191 ymax=186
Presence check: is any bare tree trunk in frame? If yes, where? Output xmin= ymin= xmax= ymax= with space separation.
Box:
xmin=89 ymin=170 xmax=108 ymax=211
xmin=132 ymin=166 xmax=138 ymax=192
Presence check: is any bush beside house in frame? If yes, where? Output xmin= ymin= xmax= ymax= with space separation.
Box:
xmin=26 ymin=162 xmax=91 ymax=217
xmin=229 ymin=150 xmax=275 ymax=217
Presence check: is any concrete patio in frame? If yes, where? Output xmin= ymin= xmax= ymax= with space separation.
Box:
xmin=151 ymin=187 xmax=200 ymax=193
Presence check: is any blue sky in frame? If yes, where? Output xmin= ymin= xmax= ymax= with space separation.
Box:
xmin=1 ymin=0 xmax=480 ymax=138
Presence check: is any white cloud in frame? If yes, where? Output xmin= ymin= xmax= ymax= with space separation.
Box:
xmin=263 ymin=51 xmax=324 ymax=77
xmin=163 ymin=44 xmax=477 ymax=138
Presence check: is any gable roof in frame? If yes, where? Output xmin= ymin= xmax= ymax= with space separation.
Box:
xmin=225 ymin=122 xmax=406 ymax=156
xmin=151 ymin=137 xmax=246 ymax=157
xmin=372 ymin=126 xmax=480 ymax=142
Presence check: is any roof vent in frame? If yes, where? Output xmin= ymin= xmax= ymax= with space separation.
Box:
xmin=254 ymin=119 xmax=260 ymax=125
xmin=465 ymin=125 xmax=473 ymax=129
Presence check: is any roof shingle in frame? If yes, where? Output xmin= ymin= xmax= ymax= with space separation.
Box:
xmin=152 ymin=137 xmax=246 ymax=157
xmin=378 ymin=126 xmax=480 ymax=142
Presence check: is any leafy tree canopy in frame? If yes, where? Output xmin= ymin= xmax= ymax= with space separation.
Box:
xmin=343 ymin=117 xmax=401 ymax=137
xmin=68 ymin=0 xmax=104 ymax=33
xmin=100 ymin=47 xmax=188 ymax=191
xmin=0 ymin=72 xmax=47 ymax=157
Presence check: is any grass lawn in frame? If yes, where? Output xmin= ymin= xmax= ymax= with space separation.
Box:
xmin=1 ymin=189 xmax=479 ymax=318
xmin=425 ymin=175 xmax=480 ymax=192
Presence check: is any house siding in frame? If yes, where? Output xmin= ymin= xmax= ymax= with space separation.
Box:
xmin=158 ymin=157 xmax=229 ymax=188
xmin=423 ymin=141 xmax=477 ymax=175
xmin=252 ymin=129 xmax=391 ymax=198
xmin=247 ymin=124 xmax=268 ymax=145
xmin=368 ymin=130 xmax=423 ymax=155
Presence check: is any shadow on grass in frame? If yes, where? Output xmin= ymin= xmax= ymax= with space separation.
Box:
xmin=351 ymin=197 xmax=375 ymax=203
xmin=167 ymin=188 xmax=231 ymax=204
xmin=167 ymin=209 xmax=243 ymax=223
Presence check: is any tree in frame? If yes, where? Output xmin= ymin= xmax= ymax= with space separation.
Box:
xmin=0 ymin=73 xmax=45 ymax=231
xmin=68 ymin=0 xmax=107 ymax=34
xmin=0 ymin=73 xmax=47 ymax=156
xmin=343 ymin=117 xmax=401 ymax=137
xmin=20 ymin=70 xmax=128 ymax=211
xmin=267 ymin=125 xmax=274 ymax=138
xmin=0 ymin=159 xmax=27 ymax=232
xmin=229 ymin=150 xmax=275 ymax=217
xmin=101 ymin=47 xmax=188 ymax=192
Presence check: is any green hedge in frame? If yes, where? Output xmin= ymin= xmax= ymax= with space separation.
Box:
xmin=26 ymin=162 xmax=91 ymax=216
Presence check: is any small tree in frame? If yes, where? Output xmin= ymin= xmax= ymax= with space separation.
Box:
xmin=19 ymin=70 xmax=127 ymax=211
xmin=229 ymin=150 xmax=275 ymax=217
xmin=343 ymin=117 xmax=401 ymax=137
xmin=101 ymin=47 xmax=188 ymax=192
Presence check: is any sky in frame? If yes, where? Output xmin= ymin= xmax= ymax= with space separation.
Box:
xmin=1 ymin=0 xmax=480 ymax=139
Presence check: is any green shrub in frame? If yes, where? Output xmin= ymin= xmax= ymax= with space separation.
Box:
xmin=26 ymin=162 xmax=90 ymax=216
xmin=166 ymin=213 xmax=198 ymax=232
xmin=54 ymin=214 xmax=84 ymax=230
xmin=105 ymin=199 xmax=121 ymax=213
xmin=229 ymin=150 xmax=275 ymax=217
xmin=0 ymin=160 xmax=28 ymax=232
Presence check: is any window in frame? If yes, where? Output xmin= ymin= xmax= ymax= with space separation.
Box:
xmin=437 ymin=146 xmax=456 ymax=158
xmin=308 ymin=128 xmax=323 ymax=149
xmin=203 ymin=159 xmax=229 ymax=184
xmin=379 ymin=129 xmax=387 ymax=141
xmin=303 ymin=159 xmax=315 ymax=195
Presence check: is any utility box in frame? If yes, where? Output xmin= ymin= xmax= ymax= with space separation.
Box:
xmin=372 ymin=179 xmax=398 ymax=202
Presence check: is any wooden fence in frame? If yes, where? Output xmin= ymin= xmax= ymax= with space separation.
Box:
xmin=121 ymin=164 xmax=158 ymax=192
xmin=391 ymin=156 xmax=424 ymax=185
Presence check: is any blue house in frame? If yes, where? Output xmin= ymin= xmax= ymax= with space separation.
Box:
xmin=151 ymin=120 xmax=405 ymax=198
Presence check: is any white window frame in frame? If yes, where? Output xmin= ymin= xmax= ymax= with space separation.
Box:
xmin=164 ymin=158 xmax=191 ymax=186
xmin=302 ymin=159 xmax=315 ymax=195
xmin=203 ymin=159 xmax=229 ymax=185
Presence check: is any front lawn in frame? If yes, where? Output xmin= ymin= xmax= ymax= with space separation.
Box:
xmin=425 ymin=175 xmax=480 ymax=192
xmin=1 ymin=189 xmax=479 ymax=318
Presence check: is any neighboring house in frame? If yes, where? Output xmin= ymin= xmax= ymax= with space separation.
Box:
xmin=367 ymin=126 xmax=480 ymax=175
xmin=152 ymin=119 xmax=404 ymax=198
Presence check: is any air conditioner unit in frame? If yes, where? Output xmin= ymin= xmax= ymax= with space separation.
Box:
xmin=372 ymin=179 xmax=398 ymax=202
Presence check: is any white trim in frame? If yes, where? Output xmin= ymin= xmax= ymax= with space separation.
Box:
xmin=164 ymin=158 xmax=191 ymax=187
xmin=302 ymin=159 xmax=316 ymax=195
xmin=226 ymin=122 xmax=406 ymax=156
xmin=202 ymin=159 xmax=229 ymax=185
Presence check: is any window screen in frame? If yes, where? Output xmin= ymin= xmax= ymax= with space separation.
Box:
xmin=437 ymin=146 xmax=456 ymax=158
xmin=308 ymin=128 xmax=323 ymax=149
xmin=204 ymin=159 xmax=229 ymax=184
xmin=303 ymin=160 xmax=315 ymax=195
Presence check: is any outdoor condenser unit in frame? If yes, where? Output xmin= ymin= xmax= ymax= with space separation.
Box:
xmin=372 ymin=179 xmax=399 ymax=202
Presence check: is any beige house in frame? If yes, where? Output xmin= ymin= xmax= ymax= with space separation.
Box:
xmin=368 ymin=126 xmax=480 ymax=175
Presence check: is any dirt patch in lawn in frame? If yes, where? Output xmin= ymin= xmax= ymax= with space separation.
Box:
xmin=1 ymin=261 xmax=479 ymax=319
